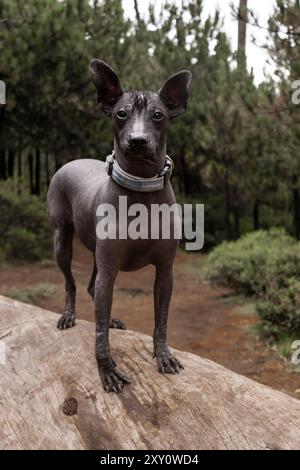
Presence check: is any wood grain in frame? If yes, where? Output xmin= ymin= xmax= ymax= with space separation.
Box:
xmin=0 ymin=295 xmax=299 ymax=450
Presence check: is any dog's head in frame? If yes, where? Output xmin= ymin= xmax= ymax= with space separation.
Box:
xmin=89 ymin=59 xmax=192 ymax=165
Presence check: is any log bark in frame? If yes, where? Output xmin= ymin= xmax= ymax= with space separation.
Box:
xmin=0 ymin=295 xmax=300 ymax=450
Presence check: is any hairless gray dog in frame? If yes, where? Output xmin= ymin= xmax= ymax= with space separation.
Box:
xmin=47 ymin=60 xmax=192 ymax=393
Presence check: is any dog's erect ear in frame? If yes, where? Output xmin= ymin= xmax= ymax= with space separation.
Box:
xmin=89 ymin=59 xmax=123 ymax=115
xmin=158 ymin=70 xmax=192 ymax=119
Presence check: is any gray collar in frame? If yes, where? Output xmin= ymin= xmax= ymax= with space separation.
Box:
xmin=105 ymin=151 xmax=174 ymax=192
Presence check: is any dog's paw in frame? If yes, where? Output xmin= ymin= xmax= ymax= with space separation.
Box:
xmin=57 ymin=312 xmax=76 ymax=330
xmin=156 ymin=353 xmax=184 ymax=374
xmin=101 ymin=368 xmax=131 ymax=393
xmin=110 ymin=318 xmax=126 ymax=330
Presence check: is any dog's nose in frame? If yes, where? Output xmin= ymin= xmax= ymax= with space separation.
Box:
xmin=129 ymin=135 xmax=147 ymax=149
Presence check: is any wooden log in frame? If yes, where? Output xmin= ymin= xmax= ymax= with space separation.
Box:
xmin=0 ymin=294 xmax=300 ymax=450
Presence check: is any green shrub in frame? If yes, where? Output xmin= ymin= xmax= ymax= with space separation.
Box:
xmin=0 ymin=181 xmax=52 ymax=262
xmin=203 ymin=228 xmax=300 ymax=295
xmin=6 ymin=227 xmax=43 ymax=261
xmin=6 ymin=227 xmax=36 ymax=260
xmin=6 ymin=283 xmax=56 ymax=303
xmin=204 ymin=228 xmax=300 ymax=339
xmin=257 ymin=278 xmax=300 ymax=338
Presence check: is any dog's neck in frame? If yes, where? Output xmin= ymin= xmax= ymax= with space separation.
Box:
xmin=113 ymin=140 xmax=167 ymax=178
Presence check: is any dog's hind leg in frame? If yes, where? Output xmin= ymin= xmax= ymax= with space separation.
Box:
xmin=54 ymin=224 xmax=76 ymax=330
xmin=88 ymin=259 xmax=126 ymax=330
xmin=87 ymin=259 xmax=97 ymax=300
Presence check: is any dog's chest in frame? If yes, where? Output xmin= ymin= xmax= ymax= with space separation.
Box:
xmin=96 ymin=182 xmax=179 ymax=271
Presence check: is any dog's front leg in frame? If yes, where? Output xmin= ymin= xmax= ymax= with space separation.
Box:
xmin=94 ymin=267 xmax=130 ymax=393
xmin=153 ymin=262 xmax=184 ymax=374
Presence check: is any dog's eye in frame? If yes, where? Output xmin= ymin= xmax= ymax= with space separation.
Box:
xmin=116 ymin=110 xmax=127 ymax=120
xmin=152 ymin=111 xmax=164 ymax=121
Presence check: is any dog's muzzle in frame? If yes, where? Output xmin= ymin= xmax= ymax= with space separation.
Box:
xmin=105 ymin=152 xmax=173 ymax=192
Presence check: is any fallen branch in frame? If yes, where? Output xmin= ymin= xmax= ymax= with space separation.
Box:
xmin=0 ymin=295 xmax=300 ymax=450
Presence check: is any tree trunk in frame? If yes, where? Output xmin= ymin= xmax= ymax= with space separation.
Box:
xmin=45 ymin=150 xmax=50 ymax=188
xmin=17 ymin=151 xmax=22 ymax=179
xmin=1 ymin=295 xmax=300 ymax=450
xmin=134 ymin=0 xmax=141 ymax=23
xmin=237 ymin=0 xmax=248 ymax=69
xmin=0 ymin=148 xmax=6 ymax=180
xmin=233 ymin=209 xmax=240 ymax=238
xmin=177 ymin=153 xmax=190 ymax=196
xmin=7 ymin=149 xmax=15 ymax=178
xmin=77 ymin=0 xmax=83 ymax=18
xmin=253 ymin=200 xmax=260 ymax=230
xmin=54 ymin=155 xmax=61 ymax=173
xmin=34 ymin=146 xmax=41 ymax=195
xmin=225 ymin=173 xmax=231 ymax=238
xmin=293 ymin=187 xmax=300 ymax=239
xmin=17 ymin=151 xmax=22 ymax=194
xmin=28 ymin=152 xmax=34 ymax=194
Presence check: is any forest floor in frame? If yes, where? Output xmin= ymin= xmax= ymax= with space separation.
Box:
xmin=0 ymin=239 xmax=299 ymax=399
